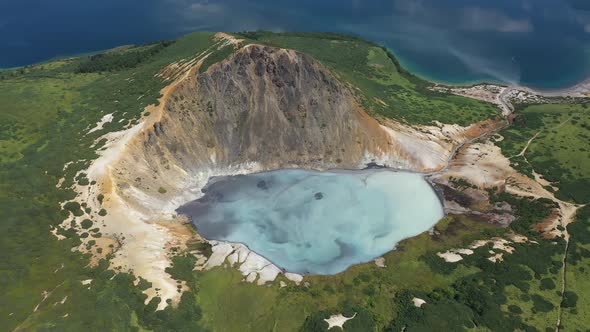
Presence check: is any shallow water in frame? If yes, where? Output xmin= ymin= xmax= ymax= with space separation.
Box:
xmin=177 ymin=169 xmax=443 ymax=275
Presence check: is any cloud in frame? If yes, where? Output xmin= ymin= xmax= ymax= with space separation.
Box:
xmin=447 ymin=46 xmax=520 ymax=85
xmin=161 ymin=0 xmax=297 ymax=34
xmin=392 ymin=1 xmax=533 ymax=33
xmin=338 ymin=16 xmax=521 ymax=85
xmin=393 ymin=0 xmax=425 ymax=16
xmin=571 ymin=10 xmax=590 ymax=34
xmin=461 ymin=7 xmax=533 ymax=33
xmin=188 ymin=2 xmax=224 ymax=14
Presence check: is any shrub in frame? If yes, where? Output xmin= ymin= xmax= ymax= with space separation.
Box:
xmin=540 ymin=278 xmax=556 ymax=290
xmin=64 ymin=201 xmax=84 ymax=216
xmin=531 ymin=295 xmax=554 ymax=313
xmin=508 ymin=305 xmax=522 ymax=314
xmin=77 ymin=40 xmax=174 ymax=73
xmin=63 ymin=201 xmax=81 ymax=211
xmin=80 ymin=219 xmax=93 ymax=229
xmin=165 ymin=255 xmax=197 ymax=283
xmin=561 ymin=291 xmax=578 ymax=308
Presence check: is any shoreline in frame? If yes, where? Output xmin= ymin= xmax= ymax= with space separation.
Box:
xmin=179 ymin=167 xmax=445 ymax=277
xmin=0 ymin=43 xmax=150 ymax=70
xmin=435 ymin=77 xmax=590 ymax=98
xmin=388 ymin=47 xmax=590 ymax=95
xmin=515 ymin=77 xmax=590 ymax=97
xmin=3 ymin=32 xmax=589 ymax=98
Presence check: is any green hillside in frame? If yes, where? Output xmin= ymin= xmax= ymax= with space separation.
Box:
xmin=0 ymin=31 xmax=587 ymax=331
xmin=497 ymin=102 xmax=590 ymax=203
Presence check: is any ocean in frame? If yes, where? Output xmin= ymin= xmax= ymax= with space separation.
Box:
xmin=1 ymin=0 xmax=589 ymax=88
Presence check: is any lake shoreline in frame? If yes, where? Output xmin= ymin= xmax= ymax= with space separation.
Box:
xmin=178 ymin=168 xmax=444 ymax=276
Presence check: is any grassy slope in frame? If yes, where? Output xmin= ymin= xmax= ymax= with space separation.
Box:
xmin=0 ymin=31 xmax=587 ymax=332
xmin=0 ymin=32 xmax=218 ymax=331
xmin=562 ymin=206 xmax=590 ymax=331
xmin=0 ymin=67 xmax=98 ymax=162
xmin=494 ymin=102 xmax=590 ymax=330
xmin=497 ymin=103 xmax=590 ymax=204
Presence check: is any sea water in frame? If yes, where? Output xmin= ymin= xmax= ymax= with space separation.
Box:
xmin=177 ymin=169 xmax=444 ymax=275
xmin=3 ymin=0 xmax=590 ymax=89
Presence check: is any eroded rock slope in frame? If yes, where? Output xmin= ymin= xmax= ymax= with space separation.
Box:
xmin=63 ymin=42 xmax=500 ymax=307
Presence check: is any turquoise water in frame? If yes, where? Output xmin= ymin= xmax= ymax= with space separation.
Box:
xmin=177 ymin=169 xmax=443 ymax=275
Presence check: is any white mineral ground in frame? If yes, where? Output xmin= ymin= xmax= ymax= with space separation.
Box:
xmin=433 ymin=77 xmax=590 ymax=117
xmin=374 ymin=257 xmax=386 ymax=268
xmin=324 ymin=313 xmax=357 ymax=330
xmin=412 ymin=297 xmax=427 ymax=308
xmin=87 ymin=113 xmax=114 ymax=134
xmin=518 ymin=78 xmax=590 ymax=97
xmin=431 ymin=138 xmax=583 ymax=263
xmin=53 ymin=32 xmax=586 ymax=310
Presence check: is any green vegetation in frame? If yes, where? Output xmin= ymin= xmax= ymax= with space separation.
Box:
xmin=63 ymin=201 xmax=83 ymax=216
xmin=235 ymin=31 xmax=499 ymax=126
xmin=80 ymin=219 xmax=93 ymax=229
xmin=1 ymin=30 xmax=587 ymax=331
xmin=493 ymin=101 xmax=590 ymax=330
xmin=193 ymin=213 xmax=497 ymax=332
xmin=77 ymin=40 xmax=175 ymax=73
xmin=0 ymin=31 xmax=221 ymax=331
xmin=497 ymin=103 xmax=590 ymax=203
xmin=561 ymin=206 xmax=590 ymax=331
xmin=0 ymin=66 xmax=99 ymax=162
xmin=199 ymin=43 xmax=236 ymax=73
xmin=190 ymin=193 xmax=574 ymax=331
xmin=399 ymin=194 xmax=566 ymax=331
xmin=166 ymin=254 xmax=197 ymax=285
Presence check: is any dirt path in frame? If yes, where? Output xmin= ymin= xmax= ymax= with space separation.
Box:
xmin=512 ymin=131 xmax=541 ymax=158
xmin=496 ymin=108 xmax=582 ymax=331
xmin=498 ymin=86 xmax=515 ymax=116
xmin=555 ymin=203 xmax=586 ymax=332
xmin=510 ymin=115 xmax=573 ymax=164
xmin=13 ymin=282 xmax=65 ymax=332
xmin=556 ymin=232 xmax=570 ymax=331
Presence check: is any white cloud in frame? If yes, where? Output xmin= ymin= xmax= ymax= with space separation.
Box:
xmin=572 ymin=10 xmax=590 ymax=33
xmin=394 ymin=0 xmax=425 ymax=16
xmin=188 ymin=2 xmax=224 ymax=14
xmin=461 ymin=7 xmax=533 ymax=33
xmin=447 ymin=46 xmax=520 ymax=85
